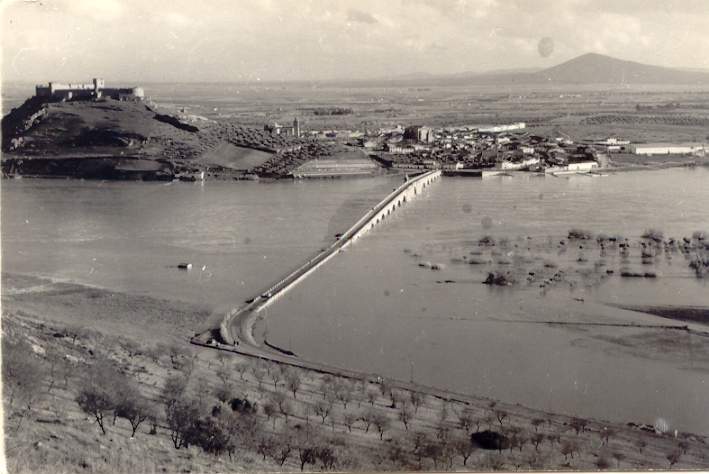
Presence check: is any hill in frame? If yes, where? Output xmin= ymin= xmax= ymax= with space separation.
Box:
xmin=1 ymin=96 xmax=320 ymax=179
xmin=529 ymin=53 xmax=709 ymax=85
xmin=345 ymin=53 xmax=709 ymax=87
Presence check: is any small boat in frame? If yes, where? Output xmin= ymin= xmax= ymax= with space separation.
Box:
xmin=177 ymin=263 xmax=193 ymax=270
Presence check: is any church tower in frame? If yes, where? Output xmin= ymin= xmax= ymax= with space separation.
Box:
xmin=293 ymin=117 xmax=300 ymax=138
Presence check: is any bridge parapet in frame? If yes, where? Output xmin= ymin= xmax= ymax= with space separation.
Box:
xmin=220 ymin=170 xmax=441 ymax=347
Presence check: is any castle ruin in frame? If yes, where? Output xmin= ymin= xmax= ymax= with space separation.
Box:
xmin=35 ymin=78 xmax=144 ymax=102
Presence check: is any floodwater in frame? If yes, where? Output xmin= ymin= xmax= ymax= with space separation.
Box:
xmin=1 ymin=176 xmax=400 ymax=325
xmin=2 ymin=168 xmax=708 ymax=432
xmin=258 ymin=167 xmax=709 ymax=433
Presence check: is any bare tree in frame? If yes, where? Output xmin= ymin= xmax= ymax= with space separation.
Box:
xmin=398 ymin=404 xmax=413 ymax=431
xmin=271 ymin=391 xmax=291 ymax=423
xmin=453 ymin=435 xmax=476 ymax=466
xmin=531 ymin=418 xmax=545 ymax=432
xmin=76 ymin=359 xmax=130 ymax=435
xmin=76 ymin=384 xmax=114 ymax=435
xmin=270 ymin=369 xmax=282 ymax=391
xmin=285 ymin=369 xmax=302 ymax=399
xmin=314 ymin=399 xmax=332 ymax=424
xmin=343 ymin=412 xmax=357 ymax=432
xmin=531 ymin=433 xmax=545 ymax=451
xmin=422 ymin=441 xmax=444 ymax=469
xmin=435 ymin=420 xmax=451 ymax=442
xmin=2 ymin=339 xmax=45 ymax=432
xmin=236 ymin=362 xmax=249 ymax=381
xmin=409 ymin=391 xmax=424 ymax=414
xmin=570 ymin=417 xmax=588 ymax=435
xmin=336 ymin=380 xmax=354 ymax=409
xmin=298 ymin=445 xmax=318 ymax=471
xmin=302 ymin=403 xmax=313 ymax=426
xmin=386 ymin=438 xmax=408 ymax=469
xmin=560 ymin=440 xmax=578 ymax=461
xmin=257 ymin=435 xmax=276 ymax=461
xmin=162 ymin=373 xmax=189 ymax=408
xmin=251 ymin=367 xmax=265 ymax=389
xmin=270 ymin=434 xmax=293 ymax=467
xmin=262 ymin=400 xmax=277 ymax=429
xmin=367 ymin=388 xmax=378 ymax=406
xmin=409 ymin=431 xmax=429 ymax=469
xmin=164 ymin=396 xmax=201 ymax=449
xmin=360 ymin=407 xmax=377 ymax=433
xmin=113 ymin=381 xmax=150 ymax=437
xmin=495 ymin=409 xmax=508 ymax=426
xmin=457 ymin=407 xmax=474 ymax=432
xmin=388 ymin=389 xmax=400 ymax=408
xmin=373 ymin=412 xmax=391 ymax=440
xmin=438 ymin=401 xmax=450 ymax=422
xmin=600 ymin=427 xmax=615 ymax=446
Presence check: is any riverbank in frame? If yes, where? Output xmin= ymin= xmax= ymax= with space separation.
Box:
xmin=4 ymin=271 xmax=709 ymax=471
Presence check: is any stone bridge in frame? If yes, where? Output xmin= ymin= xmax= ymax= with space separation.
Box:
xmin=211 ymin=170 xmax=441 ymax=348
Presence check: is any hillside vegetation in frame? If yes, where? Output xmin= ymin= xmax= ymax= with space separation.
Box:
xmin=3 ymin=273 xmax=709 ymax=473
xmin=0 ymin=96 xmax=329 ymax=179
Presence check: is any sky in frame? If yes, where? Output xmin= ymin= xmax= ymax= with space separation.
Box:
xmin=2 ymin=0 xmax=709 ymax=83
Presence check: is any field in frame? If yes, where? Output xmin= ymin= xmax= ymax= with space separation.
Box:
xmin=105 ymin=82 xmax=709 ymax=144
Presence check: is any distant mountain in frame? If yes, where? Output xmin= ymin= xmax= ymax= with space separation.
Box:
xmin=529 ymin=53 xmax=709 ymax=85
xmin=354 ymin=53 xmax=709 ymax=87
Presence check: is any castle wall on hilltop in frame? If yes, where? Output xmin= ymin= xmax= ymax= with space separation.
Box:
xmin=35 ymin=78 xmax=144 ymax=101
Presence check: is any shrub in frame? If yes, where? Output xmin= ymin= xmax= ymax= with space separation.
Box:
xmin=483 ymin=271 xmax=516 ymax=286
xmin=229 ymin=397 xmax=256 ymax=414
xmin=568 ymin=228 xmax=593 ymax=240
xmin=478 ymin=236 xmax=496 ymax=246
xmin=642 ymin=228 xmax=664 ymax=243
xmin=470 ymin=430 xmax=510 ymax=452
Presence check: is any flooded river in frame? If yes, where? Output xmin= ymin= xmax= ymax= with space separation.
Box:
xmin=258 ymin=167 xmax=709 ymax=433
xmin=2 ymin=168 xmax=708 ymax=432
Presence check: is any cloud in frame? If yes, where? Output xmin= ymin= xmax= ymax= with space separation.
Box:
xmin=2 ymin=0 xmax=709 ymax=82
xmin=346 ymin=8 xmax=378 ymax=24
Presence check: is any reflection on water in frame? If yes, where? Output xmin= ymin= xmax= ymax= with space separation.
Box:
xmin=261 ymin=168 xmax=709 ymax=433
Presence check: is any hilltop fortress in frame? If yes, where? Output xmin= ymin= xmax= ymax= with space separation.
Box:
xmin=35 ymin=78 xmax=144 ymax=101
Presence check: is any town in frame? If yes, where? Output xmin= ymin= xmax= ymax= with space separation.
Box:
xmin=263 ymin=118 xmax=708 ymax=178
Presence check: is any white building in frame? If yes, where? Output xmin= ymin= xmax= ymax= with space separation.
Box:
xmin=629 ymin=143 xmax=705 ymax=155
xmin=478 ymin=122 xmax=526 ymax=134
xmin=545 ymin=161 xmax=598 ymax=174
xmin=498 ymin=156 xmax=540 ymax=170
xmin=567 ymin=161 xmax=598 ymax=171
